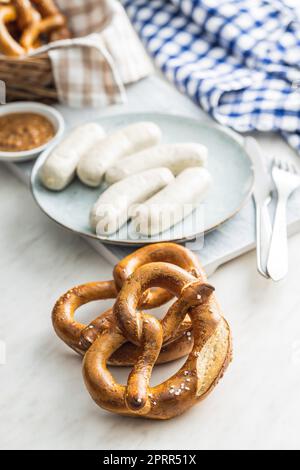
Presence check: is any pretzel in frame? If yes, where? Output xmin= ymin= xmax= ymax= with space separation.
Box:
xmin=53 ymin=243 xmax=203 ymax=364
xmin=19 ymin=12 xmax=65 ymax=50
xmin=52 ymin=280 xmax=194 ymax=366
xmin=0 ymin=4 xmax=25 ymax=56
xmin=31 ymin=0 xmax=70 ymax=41
xmin=0 ymin=0 xmax=70 ymax=57
xmin=114 ymin=242 xmax=204 ymax=309
xmin=83 ymin=263 xmax=232 ymax=419
xmin=13 ymin=0 xmax=41 ymax=30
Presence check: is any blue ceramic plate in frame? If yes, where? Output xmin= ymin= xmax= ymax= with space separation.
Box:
xmin=31 ymin=113 xmax=254 ymax=246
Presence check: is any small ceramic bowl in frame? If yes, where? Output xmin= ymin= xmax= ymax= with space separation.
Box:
xmin=0 ymin=102 xmax=65 ymax=163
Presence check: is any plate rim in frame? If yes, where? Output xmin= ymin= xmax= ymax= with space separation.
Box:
xmin=30 ymin=112 xmax=255 ymax=246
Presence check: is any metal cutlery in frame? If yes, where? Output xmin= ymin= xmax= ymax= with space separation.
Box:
xmin=267 ymin=158 xmax=300 ymax=281
xmin=245 ymin=137 xmax=273 ymax=279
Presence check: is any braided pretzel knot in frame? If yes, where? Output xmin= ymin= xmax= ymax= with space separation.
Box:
xmin=114 ymin=242 xmax=204 ymax=309
xmin=52 ymin=243 xmax=202 ymax=365
xmin=83 ymin=263 xmax=232 ymax=420
xmin=52 ymin=281 xmax=194 ymax=366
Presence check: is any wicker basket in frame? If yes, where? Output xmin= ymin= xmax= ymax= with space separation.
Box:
xmin=0 ymin=0 xmax=113 ymax=104
xmin=0 ymin=54 xmax=58 ymax=103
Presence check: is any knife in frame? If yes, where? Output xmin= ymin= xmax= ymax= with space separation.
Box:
xmin=245 ymin=137 xmax=273 ymax=278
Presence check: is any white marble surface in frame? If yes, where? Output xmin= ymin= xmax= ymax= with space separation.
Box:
xmin=0 ymin=157 xmax=300 ymax=450
xmin=1 ymin=73 xmax=300 ymax=451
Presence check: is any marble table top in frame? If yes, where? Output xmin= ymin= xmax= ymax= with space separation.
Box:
xmin=1 ymin=165 xmax=300 ymax=450
xmin=1 ymin=78 xmax=300 ymax=450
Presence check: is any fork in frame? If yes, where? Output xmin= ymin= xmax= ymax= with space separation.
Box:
xmin=267 ymin=158 xmax=300 ymax=281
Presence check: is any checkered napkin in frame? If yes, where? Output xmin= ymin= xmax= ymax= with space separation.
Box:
xmin=42 ymin=0 xmax=153 ymax=107
xmin=121 ymin=0 xmax=300 ymax=154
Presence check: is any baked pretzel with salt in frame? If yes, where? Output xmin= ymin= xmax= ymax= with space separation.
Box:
xmin=52 ymin=243 xmax=232 ymax=419
xmin=83 ymin=263 xmax=232 ymax=419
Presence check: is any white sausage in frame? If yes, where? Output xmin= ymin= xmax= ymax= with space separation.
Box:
xmin=105 ymin=143 xmax=208 ymax=184
xmin=40 ymin=123 xmax=105 ymax=191
xmin=77 ymin=122 xmax=162 ymax=188
xmin=90 ymin=168 xmax=174 ymax=236
xmin=132 ymin=167 xmax=212 ymax=236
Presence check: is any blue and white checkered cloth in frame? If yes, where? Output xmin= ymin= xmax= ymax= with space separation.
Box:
xmin=121 ymin=0 xmax=300 ymax=154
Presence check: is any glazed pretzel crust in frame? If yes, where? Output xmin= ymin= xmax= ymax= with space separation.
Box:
xmin=114 ymin=242 xmax=205 ymax=309
xmin=52 ymin=280 xmax=194 ymax=366
xmin=83 ymin=263 xmax=232 ymax=420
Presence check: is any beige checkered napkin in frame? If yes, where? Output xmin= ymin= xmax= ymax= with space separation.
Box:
xmin=47 ymin=0 xmax=153 ymax=107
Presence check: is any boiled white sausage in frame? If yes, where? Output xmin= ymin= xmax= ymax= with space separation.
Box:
xmin=132 ymin=167 xmax=212 ymax=236
xmin=77 ymin=122 xmax=162 ymax=188
xmin=40 ymin=123 xmax=105 ymax=191
xmin=90 ymin=168 xmax=174 ymax=236
xmin=105 ymin=143 xmax=208 ymax=184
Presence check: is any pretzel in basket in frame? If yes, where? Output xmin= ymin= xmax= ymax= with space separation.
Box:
xmin=30 ymin=0 xmax=71 ymax=42
xmin=14 ymin=0 xmax=40 ymax=30
xmin=52 ymin=243 xmax=201 ymax=365
xmin=52 ymin=244 xmax=232 ymax=419
xmin=0 ymin=0 xmax=70 ymax=56
xmin=19 ymin=0 xmax=70 ymax=51
xmin=0 ymin=4 xmax=25 ymax=56
xmin=82 ymin=263 xmax=232 ymax=420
